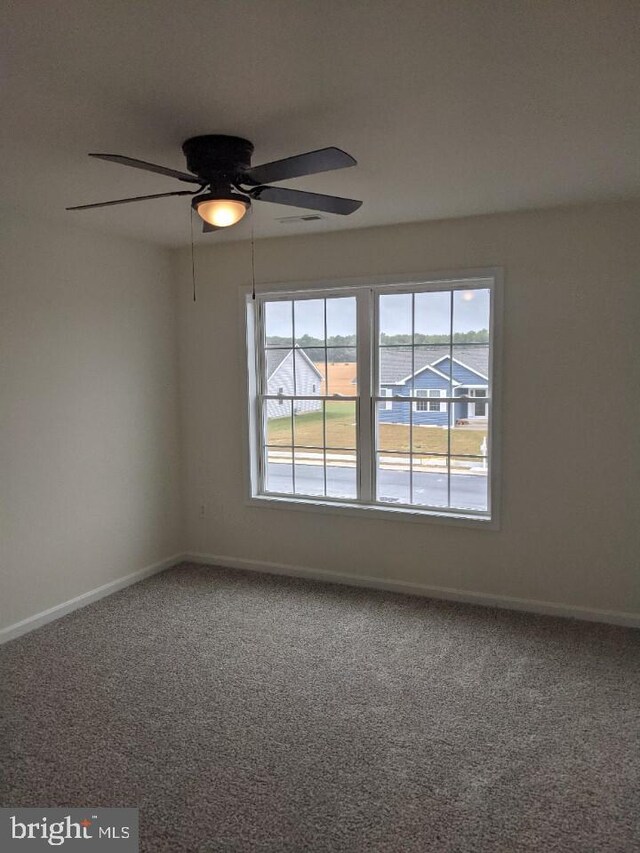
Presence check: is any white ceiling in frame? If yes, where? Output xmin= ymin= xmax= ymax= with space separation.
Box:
xmin=3 ymin=0 xmax=639 ymax=246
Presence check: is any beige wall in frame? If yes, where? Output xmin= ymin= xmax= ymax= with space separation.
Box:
xmin=2 ymin=201 xmax=638 ymax=632
xmin=1 ymin=212 xmax=183 ymax=630
xmin=177 ymin=201 xmax=640 ymax=616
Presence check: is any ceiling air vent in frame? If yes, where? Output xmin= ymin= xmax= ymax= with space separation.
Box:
xmin=276 ymin=214 xmax=325 ymax=223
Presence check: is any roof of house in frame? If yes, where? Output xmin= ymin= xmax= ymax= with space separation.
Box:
xmin=266 ymin=347 xmax=324 ymax=381
xmin=265 ymin=349 xmax=290 ymax=378
xmin=380 ymin=344 xmax=489 ymax=385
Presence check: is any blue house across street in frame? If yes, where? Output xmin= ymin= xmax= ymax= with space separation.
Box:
xmin=378 ymin=344 xmax=489 ymax=426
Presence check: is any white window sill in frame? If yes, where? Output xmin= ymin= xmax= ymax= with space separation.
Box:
xmin=247 ymin=493 xmax=499 ymax=530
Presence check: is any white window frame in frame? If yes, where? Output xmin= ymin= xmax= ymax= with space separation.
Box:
xmin=413 ymin=389 xmax=445 ymax=413
xmin=381 ymin=388 xmax=393 ymax=410
xmin=242 ymin=269 xmax=502 ymax=529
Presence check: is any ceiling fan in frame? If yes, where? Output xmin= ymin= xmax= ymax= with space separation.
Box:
xmin=66 ymin=135 xmax=362 ymax=231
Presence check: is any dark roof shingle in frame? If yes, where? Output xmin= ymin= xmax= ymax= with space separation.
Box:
xmin=265 ymin=349 xmax=290 ymax=378
xmin=380 ymin=344 xmax=489 ymax=384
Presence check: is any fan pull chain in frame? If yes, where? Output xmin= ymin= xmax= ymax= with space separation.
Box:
xmin=190 ymin=206 xmax=196 ymax=302
xmin=251 ymin=221 xmax=256 ymax=301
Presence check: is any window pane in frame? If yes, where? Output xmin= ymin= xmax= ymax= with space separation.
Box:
xmin=294 ymin=347 xmax=325 ymax=395
xmin=265 ymin=300 xmax=292 ymax=347
xmin=325 ymin=401 xmax=356 ymax=449
xmin=265 ymin=447 xmax=293 ymax=494
xmin=326 ymin=296 xmax=356 ymax=342
xmin=379 ymin=292 xmax=412 ymax=342
xmin=412 ymin=455 xmax=449 ymax=508
xmin=294 ymin=448 xmax=325 ymax=496
xmin=451 ymin=347 xmax=490 ymax=395
xmin=412 ymin=387 xmax=449 ymax=426
xmin=377 ymin=402 xmax=411 ymax=452
xmin=453 ymin=288 xmax=490 ymax=335
xmin=312 ymin=356 xmax=328 ymax=394
xmin=326 ymin=454 xmax=357 ymax=499
xmin=264 ymin=348 xmax=293 ymax=391
xmin=452 ymin=288 xmax=491 ymax=395
xmin=379 ymin=346 xmax=412 ymax=396
xmin=450 ymin=418 xmax=488 ymax=457
xmin=411 ymin=418 xmax=449 ymax=455
xmin=293 ymin=401 xmax=324 ymax=448
xmin=414 ymin=290 xmax=451 ymax=348
xmin=450 ymin=456 xmax=488 ymax=511
xmin=452 ymin=384 xmax=489 ymax=426
xmin=325 ymin=349 xmax=357 ymax=395
xmin=265 ymin=399 xmax=292 ymax=445
xmin=294 ymin=299 xmax=325 ymax=346
xmin=377 ymin=453 xmax=410 ymax=504
xmin=413 ymin=344 xmax=453 ymax=395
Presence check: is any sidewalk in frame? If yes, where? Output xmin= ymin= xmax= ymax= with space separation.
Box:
xmin=266 ymin=450 xmax=487 ymax=475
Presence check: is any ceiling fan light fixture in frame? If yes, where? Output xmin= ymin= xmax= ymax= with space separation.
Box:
xmin=192 ymin=191 xmax=250 ymax=228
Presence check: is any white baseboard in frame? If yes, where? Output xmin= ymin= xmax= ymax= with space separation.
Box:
xmin=186 ymin=552 xmax=640 ymax=629
xmin=4 ymin=551 xmax=637 ymax=643
xmin=0 ymin=553 xmax=184 ymax=645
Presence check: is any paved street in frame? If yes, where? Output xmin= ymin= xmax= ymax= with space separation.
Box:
xmin=266 ymin=462 xmax=487 ymax=510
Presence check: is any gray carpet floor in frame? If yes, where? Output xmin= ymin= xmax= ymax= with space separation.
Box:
xmin=1 ymin=563 xmax=639 ymax=852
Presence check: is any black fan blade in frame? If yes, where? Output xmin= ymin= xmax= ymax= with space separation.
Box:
xmin=251 ymin=185 xmax=362 ymax=215
xmin=202 ymin=221 xmax=221 ymax=233
xmin=245 ymin=147 xmax=356 ymax=185
xmin=89 ymin=153 xmax=201 ymax=184
xmin=66 ymin=190 xmax=195 ymax=211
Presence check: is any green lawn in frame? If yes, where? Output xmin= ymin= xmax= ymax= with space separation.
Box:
xmin=267 ymin=402 xmax=486 ymax=456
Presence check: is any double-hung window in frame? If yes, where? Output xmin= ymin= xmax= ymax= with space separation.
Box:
xmin=414 ymin=389 xmax=444 ymax=412
xmin=245 ymin=272 xmax=500 ymax=524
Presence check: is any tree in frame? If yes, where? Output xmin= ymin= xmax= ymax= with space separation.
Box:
xmin=264 ymin=330 xmax=489 ymax=361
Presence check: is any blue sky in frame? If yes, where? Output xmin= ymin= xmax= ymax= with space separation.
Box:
xmin=265 ymin=289 xmax=490 ymax=339
xmin=381 ymin=289 xmax=490 ymax=336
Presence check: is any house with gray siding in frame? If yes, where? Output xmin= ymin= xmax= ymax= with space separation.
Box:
xmin=378 ymin=344 xmax=489 ymax=426
xmin=265 ymin=347 xmax=324 ymax=419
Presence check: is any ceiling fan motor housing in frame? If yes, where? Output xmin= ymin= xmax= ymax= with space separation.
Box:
xmin=182 ymin=135 xmax=254 ymax=184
